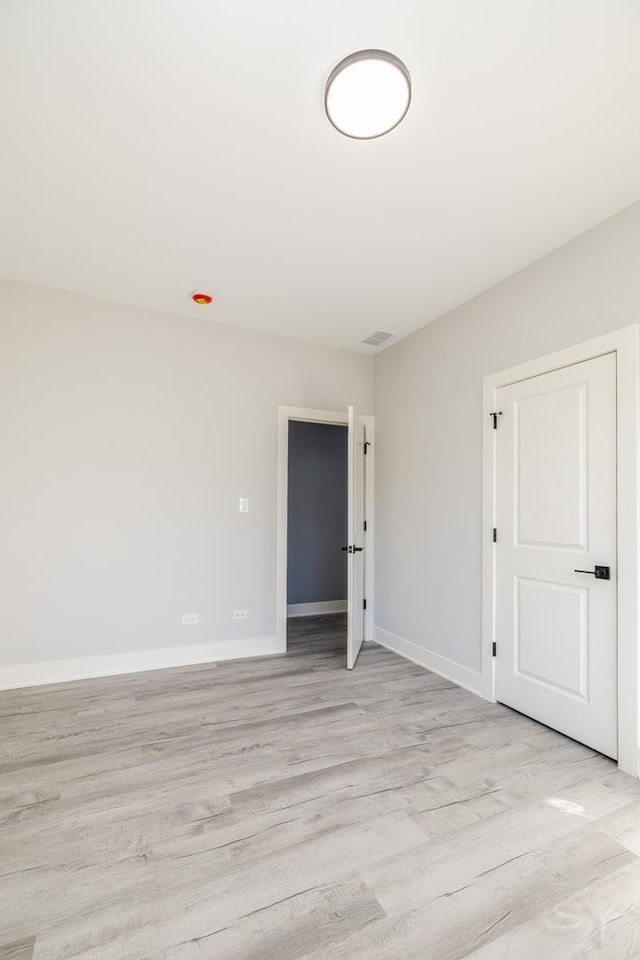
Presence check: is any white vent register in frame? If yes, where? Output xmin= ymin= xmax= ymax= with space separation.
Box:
xmin=362 ymin=330 xmax=394 ymax=347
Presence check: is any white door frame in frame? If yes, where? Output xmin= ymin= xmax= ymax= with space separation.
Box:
xmin=276 ymin=406 xmax=375 ymax=653
xmin=482 ymin=324 xmax=640 ymax=777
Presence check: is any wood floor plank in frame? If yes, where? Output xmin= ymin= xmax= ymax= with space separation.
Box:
xmin=462 ymin=858 xmax=640 ymax=959
xmin=299 ymin=829 xmax=634 ymax=960
xmin=0 ymin=939 xmax=36 ymax=960
xmin=361 ymin=774 xmax=640 ymax=917
xmin=592 ymin=797 xmax=640 ymax=856
xmin=32 ymin=814 xmax=420 ymax=960
xmin=0 ymin=614 xmax=638 ymax=960
xmin=165 ymin=877 xmax=384 ymax=960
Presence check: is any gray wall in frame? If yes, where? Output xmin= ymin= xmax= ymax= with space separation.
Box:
xmin=374 ymin=199 xmax=640 ymax=674
xmin=287 ymin=421 xmax=347 ymax=605
xmin=0 ymin=279 xmax=373 ymax=670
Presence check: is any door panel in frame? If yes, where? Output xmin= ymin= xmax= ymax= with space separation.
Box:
xmin=515 ymin=577 xmax=588 ymax=698
xmin=495 ymin=353 xmax=617 ymax=758
xmin=347 ymin=405 xmax=365 ymax=669
xmin=516 ymin=384 xmax=587 ymax=549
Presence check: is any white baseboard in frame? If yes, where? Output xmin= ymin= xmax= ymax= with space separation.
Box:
xmin=287 ymin=600 xmax=347 ymax=618
xmin=373 ymin=626 xmax=484 ymax=698
xmin=0 ymin=636 xmax=283 ymax=691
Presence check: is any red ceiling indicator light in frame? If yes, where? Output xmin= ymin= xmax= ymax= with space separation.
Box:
xmin=192 ymin=292 xmax=213 ymax=305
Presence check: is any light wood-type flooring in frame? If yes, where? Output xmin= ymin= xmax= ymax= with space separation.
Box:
xmin=2 ymin=614 xmax=640 ymax=959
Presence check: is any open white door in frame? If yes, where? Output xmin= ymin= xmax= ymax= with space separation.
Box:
xmin=347 ymin=405 xmax=366 ymax=669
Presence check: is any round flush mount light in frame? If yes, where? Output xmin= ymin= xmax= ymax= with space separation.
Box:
xmin=191 ymin=292 xmax=213 ymax=304
xmin=324 ymin=50 xmax=411 ymax=139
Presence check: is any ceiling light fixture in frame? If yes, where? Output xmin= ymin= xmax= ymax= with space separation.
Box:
xmin=324 ymin=50 xmax=411 ymax=140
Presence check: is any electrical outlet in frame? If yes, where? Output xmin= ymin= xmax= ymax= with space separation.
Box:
xmin=233 ymin=609 xmax=248 ymax=620
xmin=239 ymin=498 xmax=249 ymax=513
xmin=181 ymin=613 xmax=199 ymax=626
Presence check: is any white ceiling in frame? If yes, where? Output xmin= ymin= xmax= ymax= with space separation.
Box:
xmin=1 ymin=1 xmax=640 ymax=352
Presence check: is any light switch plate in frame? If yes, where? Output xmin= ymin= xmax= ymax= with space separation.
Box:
xmin=239 ymin=498 xmax=249 ymax=513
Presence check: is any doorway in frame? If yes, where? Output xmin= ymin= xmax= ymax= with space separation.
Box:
xmin=287 ymin=420 xmax=348 ymax=657
xmin=276 ymin=406 xmax=374 ymax=669
xmin=287 ymin=420 xmax=348 ymax=618
xmin=482 ymin=325 xmax=640 ymax=776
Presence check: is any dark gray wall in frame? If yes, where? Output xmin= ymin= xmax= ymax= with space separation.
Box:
xmin=287 ymin=421 xmax=347 ymax=605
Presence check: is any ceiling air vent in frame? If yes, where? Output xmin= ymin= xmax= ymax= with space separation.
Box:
xmin=362 ymin=330 xmax=394 ymax=347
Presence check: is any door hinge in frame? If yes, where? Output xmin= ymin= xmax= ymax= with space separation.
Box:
xmin=363 ymin=520 xmax=367 ymax=532
xmin=363 ymin=599 xmax=367 ymax=610
xmin=490 ymin=411 xmax=503 ymax=429
xmin=492 ymin=642 xmax=497 ymax=657
xmin=492 ymin=527 xmax=497 ymax=543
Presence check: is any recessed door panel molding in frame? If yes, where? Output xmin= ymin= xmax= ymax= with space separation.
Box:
xmin=514 ymin=576 xmax=589 ymax=701
xmin=515 ymin=382 xmax=588 ymax=551
xmin=495 ymin=352 xmax=617 ymax=758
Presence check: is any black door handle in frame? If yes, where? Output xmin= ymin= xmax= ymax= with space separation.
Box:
xmin=574 ymin=565 xmax=611 ymax=580
xmin=341 ymin=546 xmax=351 ymax=553
xmin=353 ymin=546 xmax=363 ymax=552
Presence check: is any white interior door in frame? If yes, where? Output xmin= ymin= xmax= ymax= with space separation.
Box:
xmin=347 ymin=405 xmax=365 ymax=669
xmin=495 ymin=352 xmax=617 ymax=758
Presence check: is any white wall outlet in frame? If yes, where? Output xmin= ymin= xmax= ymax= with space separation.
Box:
xmin=233 ymin=609 xmax=248 ymax=620
xmin=181 ymin=613 xmax=199 ymax=626
xmin=239 ymin=498 xmax=249 ymax=513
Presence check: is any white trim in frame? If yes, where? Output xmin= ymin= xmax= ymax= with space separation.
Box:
xmin=278 ymin=406 xmax=350 ymax=426
xmin=276 ymin=405 xmax=375 ymax=652
xmin=362 ymin=415 xmax=375 ymax=642
xmin=287 ymin=600 xmax=347 ymax=617
xmin=0 ymin=636 xmax=280 ymax=691
xmin=482 ymin=324 xmax=640 ymax=777
xmin=373 ymin=626 xmax=483 ymax=697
